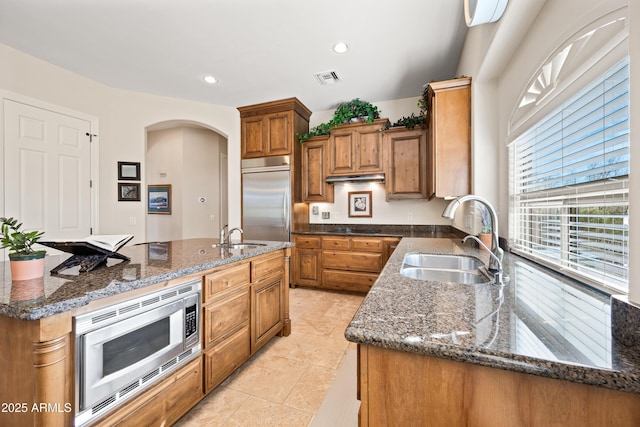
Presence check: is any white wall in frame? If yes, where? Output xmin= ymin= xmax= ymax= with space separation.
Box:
xmin=0 ymin=43 xmax=241 ymax=244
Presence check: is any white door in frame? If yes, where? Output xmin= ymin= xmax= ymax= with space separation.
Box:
xmin=3 ymin=99 xmax=92 ymax=242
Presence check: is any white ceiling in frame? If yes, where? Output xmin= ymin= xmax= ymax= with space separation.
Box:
xmin=0 ymin=0 xmax=468 ymax=112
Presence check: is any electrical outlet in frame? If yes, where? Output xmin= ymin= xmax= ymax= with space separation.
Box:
xmin=407 ymin=212 xmax=413 ymax=221
xmin=465 ymin=214 xmax=472 ymax=228
xmin=322 ymin=212 xmax=330 ymax=219
xmin=129 ymin=216 xmax=136 ymax=225
xmin=210 ymin=215 xmax=215 ymax=222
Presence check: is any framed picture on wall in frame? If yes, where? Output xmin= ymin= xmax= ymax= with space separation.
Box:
xmin=348 ymin=191 xmax=372 ymax=218
xmin=147 ymin=184 xmax=172 ymax=214
xmin=118 ymin=183 xmax=141 ymax=201
xmin=118 ymin=161 xmax=141 ymax=181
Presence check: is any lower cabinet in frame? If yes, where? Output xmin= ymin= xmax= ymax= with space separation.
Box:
xmin=292 ymin=235 xmax=400 ymax=293
xmin=101 ymin=358 xmax=203 ymax=427
xmin=252 ymin=275 xmax=284 ymax=352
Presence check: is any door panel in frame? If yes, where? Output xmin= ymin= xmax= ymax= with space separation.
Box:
xmin=4 ymin=99 xmax=92 ymax=242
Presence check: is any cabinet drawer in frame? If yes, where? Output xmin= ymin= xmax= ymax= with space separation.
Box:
xmin=203 ymin=287 xmax=250 ymax=348
xmin=203 ymin=262 xmax=250 ymax=302
xmin=204 ymin=326 xmax=251 ymax=393
xmin=322 ymin=270 xmax=378 ymax=293
xmin=351 ymin=237 xmax=383 ymax=252
xmin=323 ymin=251 xmax=383 ymax=273
xmin=251 ymin=251 xmax=284 ymax=281
xmin=294 ymin=236 xmax=322 ymax=249
xmin=322 ymin=236 xmax=350 ymax=250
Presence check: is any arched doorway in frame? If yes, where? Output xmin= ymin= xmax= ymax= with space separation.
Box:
xmin=145 ymin=121 xmax=228 ymax=242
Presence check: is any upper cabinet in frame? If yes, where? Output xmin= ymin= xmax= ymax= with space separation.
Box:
xmin=302 ymin=135 xmax=333 ymax=203
xmin=426 ymin=77 xmax=471 ymax=199
xmin=238 ymin=98 xmax=311 ymax=159
xmin=327 ymin=118 xmax=387 ymax=176
xmin=383 ymin=126 xmax=428 ymax=200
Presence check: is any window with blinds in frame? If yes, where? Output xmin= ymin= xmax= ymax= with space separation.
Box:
xmin=510 ymin=57 xmax=629 ymax=293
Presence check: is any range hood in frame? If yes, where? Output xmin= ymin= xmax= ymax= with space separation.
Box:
xmin=325 ymin=173 xmax=385 ymax=184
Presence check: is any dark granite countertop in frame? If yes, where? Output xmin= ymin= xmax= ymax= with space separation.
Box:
xmin=0 ymin=238 xmax=293 ymax=320
xmin=345 ymin=237 xmax=640 ymax=395
xmin=293 ymin=224 xmax=462 ymax=238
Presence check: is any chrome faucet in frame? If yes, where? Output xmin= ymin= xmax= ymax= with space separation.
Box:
xmin=442 ymin=195 xmax=503 ymax=272
xmin=219 ymin=224 xmax=228 ymax=244
xmin=462 ymin=235 xmax=504 ymax=285
xmin=225 ymin=227 xmax=243 ymax=244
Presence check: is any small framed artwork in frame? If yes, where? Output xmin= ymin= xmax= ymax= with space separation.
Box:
xmin=118 ymin=161 xmax=141 ymax=181
xmin=118 ymin=183 xmax=141 ymax=201
xmin=147 ymin=184 xmax=172 ymax=214
xmin=348 ymin=191 xmax=372 ymax=218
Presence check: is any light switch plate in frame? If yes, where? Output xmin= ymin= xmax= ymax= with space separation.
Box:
xmin=312 ymin=206 xmax=319 ymax=215
xmin=322 ymin=212 xmax=330 ymax=219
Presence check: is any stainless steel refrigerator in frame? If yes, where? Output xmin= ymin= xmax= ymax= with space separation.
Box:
xmin=241 ymin=156 xmax=291 ymax=241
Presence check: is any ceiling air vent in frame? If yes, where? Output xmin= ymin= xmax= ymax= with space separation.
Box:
xmin=314 ymin=70 xmax=341 ymax=85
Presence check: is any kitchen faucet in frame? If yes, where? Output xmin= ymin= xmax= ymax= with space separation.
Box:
xmin=462 ymin=235 xmax=505 ymax=285
xmin=225 ymin=227 xmax=243 ymax=244
xmin=220 ymin=224 xmax=244 ymax=245
xmin=442 ymin=195 xmax=503 ymax=272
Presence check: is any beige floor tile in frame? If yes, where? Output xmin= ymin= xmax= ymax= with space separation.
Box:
xmin=174 ymin=386 xmax=249 ymax=426
xmin=226 ymin=396 xmax=313 ymax=427
xmin=283 ymin=364 xmax=338 ymax=413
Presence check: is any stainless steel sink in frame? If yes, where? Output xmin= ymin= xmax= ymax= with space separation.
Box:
xmin=212 ymin=243 xmax=267 ymax=249
xmin=400 ymin=252 xmax=490 ymax=285
xmin=402 ymin=253 xmax=484 ymax=270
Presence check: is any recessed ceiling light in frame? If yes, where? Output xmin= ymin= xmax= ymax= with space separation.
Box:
xmin=332 ymin=42 xmax=350 ymax=54
xmin=203 ymin=75 xmax=218 ymax=84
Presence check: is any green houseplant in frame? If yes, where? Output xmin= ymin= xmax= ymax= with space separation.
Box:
xmin=1 ymin=217 xmax=46 ymax=280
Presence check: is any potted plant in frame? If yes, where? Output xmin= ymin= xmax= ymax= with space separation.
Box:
xmin=1 ymin=217 xmax=46 ymax=280
xmin=479 ymin=207 xmax=492 ymax=250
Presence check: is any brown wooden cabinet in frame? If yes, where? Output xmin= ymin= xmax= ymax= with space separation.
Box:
xmin=382 ymin=237 xmax=401 ymax=264
xmin=291 ymin=234 xmax=396 ymax=293
xmin=327 ymin=119 xmax=387 ymax=176
xmin=202 ymin=261 xmax=251 ymax=392
xmin=383 ymin=126 xmax=428 ymax=200
xmin=292 ymin=235 xmax=322 ymax=287
xmin=426 ymin=77 xmax=471 ymax=199
xmin=250 ymin=250 xmax=286 ymax=352
xmin=302 ymin=135 xmax=334 ymax=202
xmin=238 ymin=98 xmax=311 ymax=159
xmin=358 ymin=344 xmax=640 ymax=427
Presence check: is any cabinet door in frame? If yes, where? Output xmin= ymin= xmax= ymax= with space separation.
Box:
xmin=302 ymin=136 xmax=333 ymax=202
xmin=251 ymin=276 xmax=284 ymax=353
xmin=203 ymin=286 xmax=250 ymax=348
xmin=293 ymin=249 xmax=321 ymax=287
xmin=328 ymin=129 xmax=356 ymax=175
xmin=203 ymin=327 xmax=251 ymax=393
xmin=241 ymin=116 xmax=267 ymax=158
xmin=323 ymin=251 xmax=382 ymax=273
xmin=265 ymin=112 xmax=291 ymax=156
xmin=427 ymin=78 xmax=471 ymax=198
xmin=384 ymin=128 xmax=428 ymax=199
xmin=356 ymin=125 xmax=384 ymax=173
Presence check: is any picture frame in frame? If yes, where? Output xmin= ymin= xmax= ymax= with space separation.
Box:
xmin=117 ymin=161 xmax=141 ymax=181
xmin=118 ymin=183 xmax=141 ymax=201
xmin=348 ymin=191 xmax=372 ymax=218
xmin=147 ymin=184 xmax=172 ymax=214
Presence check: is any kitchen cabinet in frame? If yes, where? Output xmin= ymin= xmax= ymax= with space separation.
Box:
xmin=382 ymin=237 xmax=401 ymax=264
xmin=383 ymin=126 xmax=428 ymax=200
xmin=238 ymin=97 xmax=312 ymax=159
xmin=426 ymin=77 xmax=471 ymax=199
xmin=327 ymin=119 xmax=387 ymax=176
xmin=358 ymin=344 xmax=640 ymax=426
xmin=302 ymin=135 xmax=333 ymax=202
xmin=292 ymin=235 xmax=322 ymax=287
xmin=251 ymin=250 xmax=286 ymax=352
xmin=291 ymin=234 xmax=393 ymax=293
xmin=202 ymin=261 xmax=251 ymax=392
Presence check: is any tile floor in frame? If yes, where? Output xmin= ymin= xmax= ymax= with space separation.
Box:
xmin=174 ymin=287 xmax=364 ymax=426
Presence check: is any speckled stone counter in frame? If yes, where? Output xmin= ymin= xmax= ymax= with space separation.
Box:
xmin=0 ymin=238 xmax=293 ymax=320
xmin=345 ymin=237 xmax=640 ymax=395
xmin=293 ymin=224 xmax=462 ymax=238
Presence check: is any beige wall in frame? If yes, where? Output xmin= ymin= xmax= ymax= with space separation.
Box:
xmin=0 ymin=43 xmax=241 ymax=244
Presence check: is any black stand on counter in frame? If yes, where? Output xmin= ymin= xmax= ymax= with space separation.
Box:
xmin=39 ymin=236 xmax=133 ymax=273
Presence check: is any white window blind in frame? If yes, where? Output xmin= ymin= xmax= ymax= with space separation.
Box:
xmin=510 ymin=58 xmax=629 ymax=292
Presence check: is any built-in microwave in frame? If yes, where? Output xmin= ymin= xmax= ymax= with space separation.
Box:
xmin=74 ymin=279 xmax=201 ymax=426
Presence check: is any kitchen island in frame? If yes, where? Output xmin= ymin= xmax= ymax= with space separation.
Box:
xmin=0 ymin=238 xmax=292 ymax=426
xmin=346 ymin=237 xmax=640 ymax=426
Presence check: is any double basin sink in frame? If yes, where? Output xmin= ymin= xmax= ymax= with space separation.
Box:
xmin=400 ymin=253 xmax=492 ymax=285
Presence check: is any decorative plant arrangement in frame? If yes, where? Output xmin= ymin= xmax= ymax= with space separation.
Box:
xmin=1 ymin=217 xmax=46 ymax=280
xmin=481 ymin=206 xmax=492 ymax=234
xmin=387 ymin=112 xmax=426 ymax=129
xmin=297 ymin=98 xmax=382 ymax=143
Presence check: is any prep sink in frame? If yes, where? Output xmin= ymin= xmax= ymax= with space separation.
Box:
xmin=212 ymin=243 xmax=267 ymax=250
xmin=400 ymin=252 xmax=491 ymax=285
